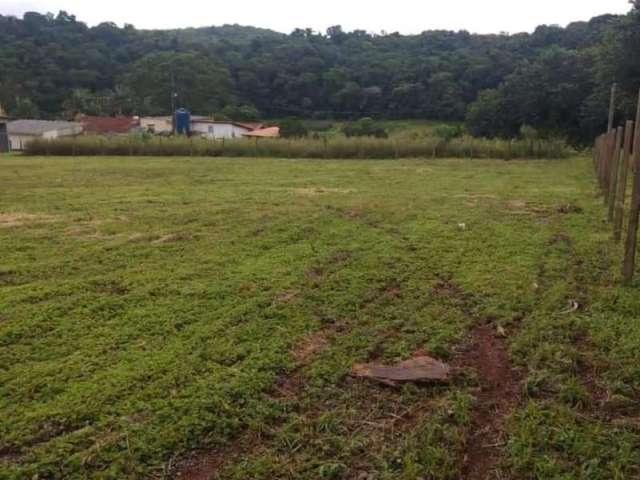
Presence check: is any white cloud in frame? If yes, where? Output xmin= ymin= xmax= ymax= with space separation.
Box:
xmin=0 ymin=0 xmax=632 ymax=34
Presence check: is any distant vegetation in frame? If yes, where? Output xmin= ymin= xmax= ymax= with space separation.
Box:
xmin=24 ymin=134 xmax=571 ymax=160
xmin=2 ymin=4 xmax=640 ymax=143
xmin=342 ymin=118 xmax=388 ymax=139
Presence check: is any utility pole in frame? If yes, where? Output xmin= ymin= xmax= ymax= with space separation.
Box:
xmin=608 ymin=83 xmax=617 ymax=133
xmin=171 ymin=68 xmax=177 ymax=135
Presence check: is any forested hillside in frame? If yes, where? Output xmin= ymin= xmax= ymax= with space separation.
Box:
xmin=2 ymin=4 xmax=640 ymax=142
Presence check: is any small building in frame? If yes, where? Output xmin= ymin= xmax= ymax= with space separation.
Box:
xmin=79 ymin=115 xmax=140 ymax=135
xmin=0 ymin=105 xmax=8 ymax=153
xmin=8 ymin=120 xmax=83 ymax=151
xmin=243 ymin=126 xmax=280 ymax=138
xmin=191 ymin=119 xmax=253 ymax=139
xmin=140 ymin=116 xmax=173 ymax=134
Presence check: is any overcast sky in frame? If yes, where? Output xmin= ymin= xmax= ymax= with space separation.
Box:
xmin=1 ymin=0 xmax=632 ymax=34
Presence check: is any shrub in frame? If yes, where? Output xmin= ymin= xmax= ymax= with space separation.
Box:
xmin=434 ymin=125 xmax=464 ymax=142
xmin=220 ymin=104 xmax=261 ymax=122
xmin=279 ymin=118 xmax=309 ymax=138
xmin=24 ymin=135 xmax=572 ymax=160
xmin=342 ymin=118 xmax=388 ymax=138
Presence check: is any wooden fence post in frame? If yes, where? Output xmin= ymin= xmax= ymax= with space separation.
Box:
xmin=608 ymin=126 xmax=624 ymax=221
xmin=602 ymin=131 xmax=614 ymax=203
xmin=622 ymin=92 xmax=640 ymax=284
xmin=608 ymin=83 xmax=617 ymax=133
xmin=597 ymin=134 xmax=606 ymax=189
xmin=623 ymin=156 xmax=640 ymax=284
xmin=614 ymin=121 xmax=634 ymax=241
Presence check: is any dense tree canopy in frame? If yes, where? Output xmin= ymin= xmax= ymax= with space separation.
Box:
xmin=1 ymin=6 xmax=639 ymax=142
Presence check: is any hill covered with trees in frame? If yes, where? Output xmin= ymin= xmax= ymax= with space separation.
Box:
xmin=2 ymin=3 xmax=640 ymax=143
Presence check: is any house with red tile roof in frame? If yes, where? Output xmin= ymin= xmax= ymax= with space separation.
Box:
xmin=79 ymin=116 xmax=140 ymax=135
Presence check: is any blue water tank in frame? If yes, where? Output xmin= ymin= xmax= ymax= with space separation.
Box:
xmin=175 ymin=108 xmax=191 ymax=135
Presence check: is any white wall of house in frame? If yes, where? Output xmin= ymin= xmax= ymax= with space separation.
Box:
xmin=9 ymin=125 xmax=82 ymax=151
xmin=192 ymin=122 xmax=250 ymax=139
xmin=9 ymin=134 xmax=35 ymax=151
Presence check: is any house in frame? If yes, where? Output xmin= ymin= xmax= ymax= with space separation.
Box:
xmin=243 ymin=126 xmax=280 ymax=138
xmin=79 ymin=115 xmax=140 ymax=135
xmin=138 ymin=115 xmax=272 ymax=139
xmin=140 ymin=116 xmax=173 ymax=134
xmin=191 ymin=119 xmax=254 ymax=139
xmin=0 ymin=105 xmax=8 ymax=153
xmin=7 ymin=120 xmax=83 ymax=151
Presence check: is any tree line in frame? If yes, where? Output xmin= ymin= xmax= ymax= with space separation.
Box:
xmin=1 ymin=4 xmax=640 ymax=143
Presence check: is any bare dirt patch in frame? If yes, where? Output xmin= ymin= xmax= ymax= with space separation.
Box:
xmin=457 ymin=194 xmax=499 ymax=208
xmin=557 ymin=203 xmax=583 ymax=214
xmin=292 ymin=187 xmax=355 ymax=196
xmin=343 ymin=207 xmax=364 ymax=219
xmin=455 ymin=194 xmax=499 ymax=200
xmin=153 ymin=233 xmax=193 ymax=244
xmin=459 ymin=323 xmax=521 ymax=480
xmin=0 ymin=446 xmax=23 ymax=465
xmin=274 ymin=290 xmax=299 ymax=304
xmin=0 ymin=212 xmax=58 ymax=228
xmin=170 ymin=432 xmax=265 ymax=480
xmin=292 ymin=331 xmax=331 ymax=365
xmin=505 ymin=199 xmax=552 ymax=217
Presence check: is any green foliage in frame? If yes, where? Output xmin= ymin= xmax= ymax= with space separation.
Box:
xmin=221 ymin=104 xmax=261 ymax=122
xmin=121 ymin=52 xmax=235 ymax=116
xmin=466 ymin=47 xmax=596 ymax=141
xmin=0 ymin=8 xmax=632 ymax=141
xmin=465 ymin=90 xmax=507 ymax=138
xmin=520 ymin=125 xmax=539 ymax=141
xmin=278 ymin=118 xmax=309 ymax=138
xmin=342 ymin=118 xmax=388 ymax=138
xmin=61 ymin=88 xmax=134 ymax=118
xmin=13 ymin=97 xmax=39 ymax=119
xmin=434 ymin=125 xmax=463 ymax=142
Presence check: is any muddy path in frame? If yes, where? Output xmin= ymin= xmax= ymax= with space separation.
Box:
xmin=460 ymin=323 xmax=521 ymax=480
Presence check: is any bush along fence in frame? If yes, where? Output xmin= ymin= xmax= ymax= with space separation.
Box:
xmin=594 ymin=88 xmax=640 ymax=285
xmin=23 ymin=135 xmax=571 ymax=160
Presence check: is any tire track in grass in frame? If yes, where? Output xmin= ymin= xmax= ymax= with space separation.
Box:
xmin=169 ymin=251 xmax=356 ymax=480
xmin=459 ymin=322 xmax=521 ymax=480
xmin=169 ymin=320 xmax=345 ymax=480
xmin=173 ymin=274 xmax=452 ymax=479
xmin=431 ymin=277 xmax=522 ymax=480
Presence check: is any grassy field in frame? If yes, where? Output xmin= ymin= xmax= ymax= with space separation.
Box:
xmin=1 ymin=155 xmax=639 ymax=479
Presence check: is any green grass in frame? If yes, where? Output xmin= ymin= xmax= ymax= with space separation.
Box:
xmin=1 ymin=155 xmax=639 ymax=479
xmin=24 ymin=135 xmax=571 ymax=160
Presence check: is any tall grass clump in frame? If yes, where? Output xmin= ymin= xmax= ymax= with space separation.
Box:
xmin=24 ymin=135 xmax=572 ymax=160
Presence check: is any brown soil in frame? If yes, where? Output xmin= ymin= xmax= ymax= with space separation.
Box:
xmin=0 ymin=446 xmax=23 ymax=465
xmin=292 ymin=187 xmax=355 ymax=196
xmin=505 ymin=199 xmax=553 ymax=217
xmin=153 ymin=233 xmax=193 ymax=244
xmin=0 ymin=212 xmax=58 ymax=227
xmin=460 ymin=323 xmax=521 ymax=480
xmin=170 ymin=432 xmax=265 ymax=480
xmin=274 ymin=290 xmax=299 ymax=304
